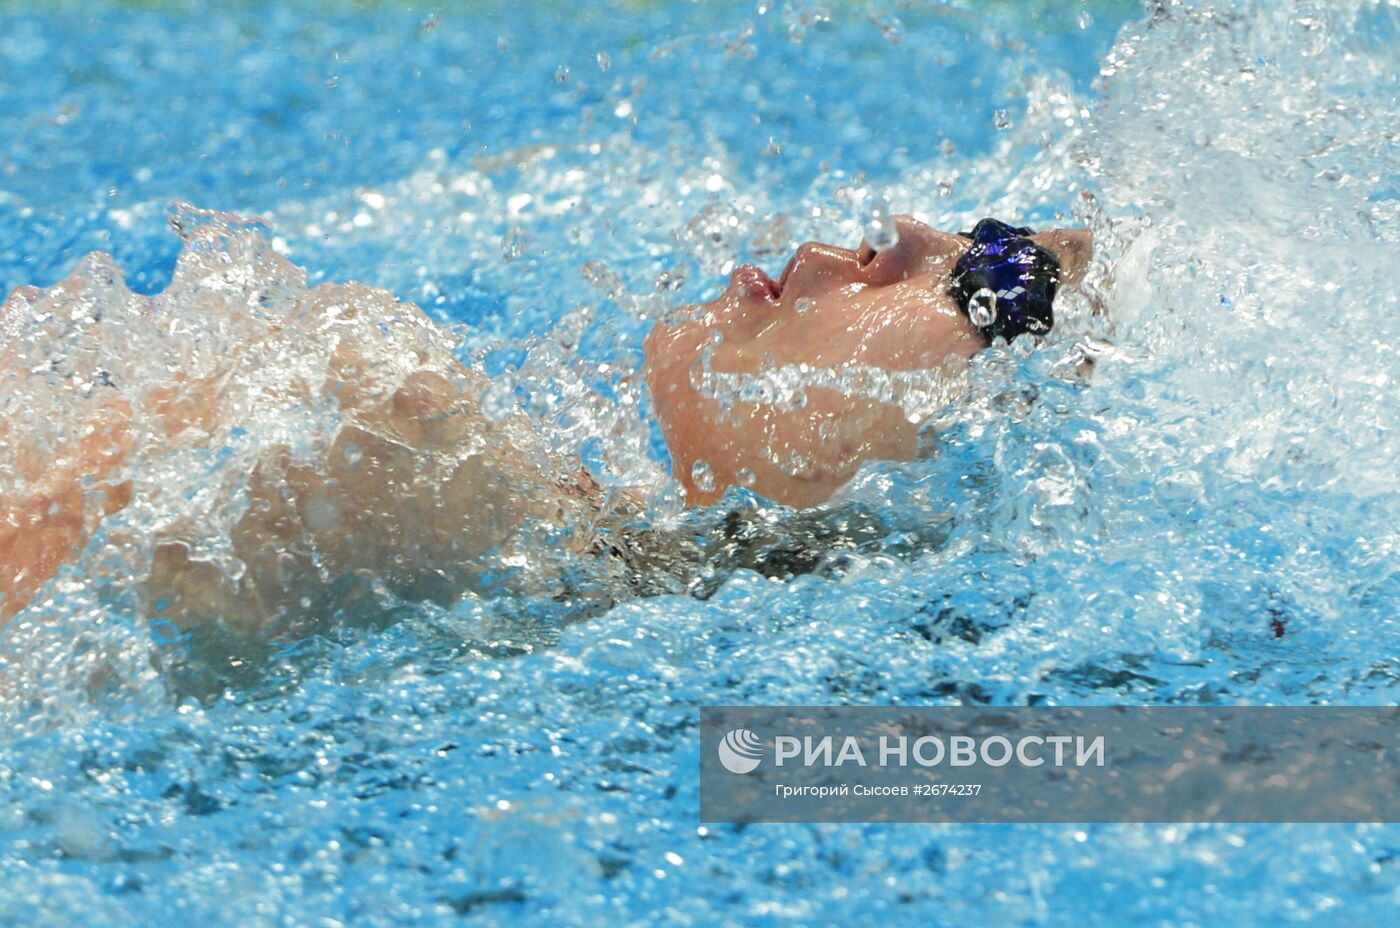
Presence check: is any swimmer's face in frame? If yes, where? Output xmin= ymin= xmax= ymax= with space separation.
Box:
xmin=644 ymin=214 xmax=986 ymax=508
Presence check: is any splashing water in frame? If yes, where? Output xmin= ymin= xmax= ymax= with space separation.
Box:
xmin=4 ymin=0 xmax=1400 ymax=925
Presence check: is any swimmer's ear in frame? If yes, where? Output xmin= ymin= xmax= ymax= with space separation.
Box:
xmin=1032 ymin=229 xmax=1093 ymax=288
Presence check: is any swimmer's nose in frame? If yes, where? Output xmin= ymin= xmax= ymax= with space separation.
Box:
xmin=776 ymin=241 xmax=864 ymax=303
xmin=859 ymin=215 xmax=962 ymax=286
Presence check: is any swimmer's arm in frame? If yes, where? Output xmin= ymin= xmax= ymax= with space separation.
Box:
xmin=0 ymin=401 xmax=133 ymax=622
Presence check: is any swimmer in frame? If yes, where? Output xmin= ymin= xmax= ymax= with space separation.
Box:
xmin=0 ymin=215 xmax=1090 ymax=629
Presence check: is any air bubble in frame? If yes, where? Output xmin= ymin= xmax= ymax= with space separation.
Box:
xmin=794 ymin=297 xmax=815 ymax=315
xmin=736 ymin=467 xmax=756 ymax=487
xmin=596 ymin=52 xmax=611 ymax=72
xmin=993 ymin=109 xmax=1012 ymax=130
xmin=554 ymin=65 xmax=570 ymax=84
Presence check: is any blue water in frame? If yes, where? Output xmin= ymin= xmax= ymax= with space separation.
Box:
xmin=5 ymin=0 xmax=1400 ymax=924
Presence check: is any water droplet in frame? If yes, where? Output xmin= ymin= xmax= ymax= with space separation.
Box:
xmin=794 ymin=297 xmax=816 ymax=315
xmin=968 ymin=288 xmax=998 ymax=327
xmin=421 ymin=13 xmax=439 ymax=30
xmin=496 ymin=36 xmax=510 ymax=53
xmin=555 ymin=65 xmax=570 ymax=84
xmin=864 ymin=200 xmax=899 ymax=251
xmin=690 ymin=459 xmax=716 ymax=493
xmin=1077 ymin=10 xmax=1093 ymax=29
xmin=325 ymin=75 xmax=339 ymax=89
xmin=655 ymin=267 xmax=686 ymax=292
xmin=870 ymin=7 xmax=904 ymax=43
xmin=683 ymin=203 xmax=747 ymax=274
xmin=736 ymin=467 xmax=756 ymax=487
xmin=596 ymin=51 xmax=611 ymax=71
xmin=939 ymin=139 xmax=956 ymax=157
xmin=1220 ymin=293 xmax=1235 ymax=311
xmin=783 ymin=0 xmax=831 ymax=42
xmin=993 ymin=109 xmax=1012 ymax=130
xmin=501 ymin=227 xmax=531 ymax=262
xmin=482 ymin=378 xmax=517 ymax=421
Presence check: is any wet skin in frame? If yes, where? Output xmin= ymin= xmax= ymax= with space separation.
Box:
xmin=644 ymin=214 xmax=1091 ymax=507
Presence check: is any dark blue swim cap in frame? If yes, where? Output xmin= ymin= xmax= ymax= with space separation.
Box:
xmin=948 ymin=218 xmax=1061 ymax=344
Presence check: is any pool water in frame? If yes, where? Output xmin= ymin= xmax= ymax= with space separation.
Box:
xmin=4 ymin=0 xmax=1400 ymax=924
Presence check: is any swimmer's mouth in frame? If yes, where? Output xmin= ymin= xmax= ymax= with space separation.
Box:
xmin=728 ymin=246 xmax=827 ymax=301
